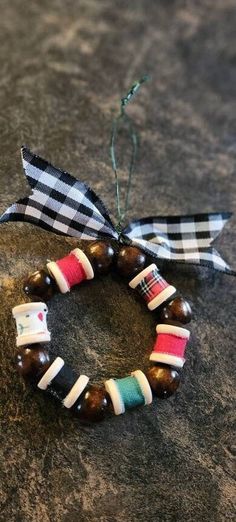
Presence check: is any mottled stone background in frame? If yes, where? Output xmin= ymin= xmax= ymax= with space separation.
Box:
xmin=0 ymin=1 xmax=235 ymax=521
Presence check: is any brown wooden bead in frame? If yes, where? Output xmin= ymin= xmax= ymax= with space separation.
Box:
xmin=15 ymin=345 xmax=50 ymax=383
xmin=23 ymin=269 xmax=57 ymax=301
xmin=116 ymin=246 xmax=146 ymax=278
xmin=85 ymin=241 xmax=115 ymax=275
xmin=73 ymin=384 xmax=110 ymax=422
xmin=146 ymin=364 xmax=180 ymax=399
xmin=159 ymin=297 xmax=192 ymax=325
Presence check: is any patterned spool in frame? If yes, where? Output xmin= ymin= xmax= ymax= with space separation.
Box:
xmin=47 ymin=248 xmax=94 ymax=294
xmin=12 ymin=302 xmax=50 ymax=347
xmin=129 ymin=263 xmax=176 ymax=310
xmin=150 ymin=324 xmax=190 ymax=368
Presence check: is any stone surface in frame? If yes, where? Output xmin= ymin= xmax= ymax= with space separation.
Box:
xmin=0 ymin=1 xmax=236 ymax=521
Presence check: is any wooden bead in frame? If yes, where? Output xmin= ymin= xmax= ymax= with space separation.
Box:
xmin=73 ymin=384 xmax=110 ymax=422
xmin=116 ymin=246 xmax=146 ymax=278
xmin=15 ymin=345 xmax=50 ymax=383
xmin=146 ymin=364 xmax=180 ymax=399
xmin=159 ymin=297 xmax=192 ymax=325
xmin=23 ymin=269 xmax=57 ymax=301
xmin=85 ymin=241 xmax=115 ymax=275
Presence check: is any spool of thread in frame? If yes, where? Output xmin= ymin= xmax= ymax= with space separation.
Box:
xmin=105 ymin=370 xmax=152 ymax=415
xmin=47 ymin=248 xmax=94 ymax=294
xmin=37 ymin=356 xmax=89 ymax=407
xmin=129 ymin=263 xmax=176 ymax=310
xmin=150 ymin=324 xmax=190 ymax=368
xmin=12 ymin=302 xmax=50 ymax=347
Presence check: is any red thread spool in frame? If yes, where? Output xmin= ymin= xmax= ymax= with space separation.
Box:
xmin=57 ymin=253 xmax=86 ymax=287
xmin=150 ymin=324 xmax=190 ymax=368
xmin=47 ymin=248 xmax=94 ymax=293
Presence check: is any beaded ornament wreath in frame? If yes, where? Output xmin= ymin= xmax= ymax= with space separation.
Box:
xmin=13 ymin=244 xmax=192 ymax=422
xmin=1 ymin=78 xmax=234 ymax=423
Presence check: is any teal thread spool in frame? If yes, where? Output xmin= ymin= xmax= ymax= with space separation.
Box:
xmin=116 ymin=375 xmax=145 ymax=410
xmin=105 ymin=370 xmax=152 ymax=415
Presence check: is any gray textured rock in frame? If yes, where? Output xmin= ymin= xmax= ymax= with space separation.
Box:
xmin=0 ymin=1 xmax=236 ymax=521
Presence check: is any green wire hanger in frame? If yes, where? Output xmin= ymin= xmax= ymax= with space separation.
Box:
xmin=110 ymin=75 xmax=150 ymax=234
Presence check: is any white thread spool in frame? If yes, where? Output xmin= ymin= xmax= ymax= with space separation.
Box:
xmin=12 ymin=302 xmax=50 ymax=347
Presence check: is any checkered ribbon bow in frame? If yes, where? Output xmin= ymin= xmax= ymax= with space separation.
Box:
xmin=0 ymin=147 xmax=234 ymax=275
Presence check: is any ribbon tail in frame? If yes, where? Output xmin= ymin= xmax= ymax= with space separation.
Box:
xmin=123 ymin=212 xmax=235 ymax=275
xmin=0 ymin=147 xmax=118 ymax=241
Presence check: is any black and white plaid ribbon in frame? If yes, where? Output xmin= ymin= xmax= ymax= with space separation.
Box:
xmin=0 ymin=147 xmax=234 ymax=275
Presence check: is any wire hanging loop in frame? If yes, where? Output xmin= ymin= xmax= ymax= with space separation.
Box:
xmin=110 ymin=75 xmax=150 ymax=233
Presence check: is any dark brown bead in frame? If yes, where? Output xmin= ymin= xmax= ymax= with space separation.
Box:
xmin=23 ymin=269 xmax=57 ymax=301
xmin=73 ymin=384 xmax=110 ymax=422
xmin=159 ymin=297 xmax=192 ymax=325
xmin=15 ymin=345 xmax=50 ymax=383
xmin=146 ymin=364 xmax=180 ymax=399
xmin=85 ymin=241 xmax=115 ymax=275
xmin=116 ymin=246 xmax=146 ymax=278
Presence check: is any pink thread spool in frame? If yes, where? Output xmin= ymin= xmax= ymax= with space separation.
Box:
xmin=150 ymin=324 xmax=190 ymax=368
xmin=129 ymin=263 xmax=176 ymax=310
xmin=47 ymin=248 xmax=94 ymax=293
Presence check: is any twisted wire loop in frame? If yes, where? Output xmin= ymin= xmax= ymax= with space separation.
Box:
xmin=110 ymin=75 xmax=150 ymax=232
